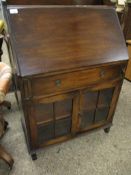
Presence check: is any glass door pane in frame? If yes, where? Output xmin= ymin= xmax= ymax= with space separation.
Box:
xmin=79 ymin=91 xmax=98 ymax=129
xmin=79 ymin=87 xmax=114 ymax=131
xmin=54 ymin=98 xmax=73 ymax=137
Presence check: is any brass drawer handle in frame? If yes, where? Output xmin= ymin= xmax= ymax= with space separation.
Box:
xmin=100 ymin=70 xmax=105 ymax=78
xmin=55 ymin=79 xmax=61 ymax=87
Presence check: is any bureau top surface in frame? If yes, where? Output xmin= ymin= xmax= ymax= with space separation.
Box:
xmin=6 ymin=6 xmax=128 ymax=77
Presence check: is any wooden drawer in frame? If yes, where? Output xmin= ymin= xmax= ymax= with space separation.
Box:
xmin=31 ymin=65 xmax=122 ymax=97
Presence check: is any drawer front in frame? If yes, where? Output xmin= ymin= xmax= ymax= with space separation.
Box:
xmin=32 ymin=65 xmax=122 ymax=97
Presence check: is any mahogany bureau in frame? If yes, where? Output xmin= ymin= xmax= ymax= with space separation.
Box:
xmin=2 ymin=2 xmax=128 ymax=160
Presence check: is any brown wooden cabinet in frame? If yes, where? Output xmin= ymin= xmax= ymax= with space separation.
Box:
xmin=25 ymin=79 xmax=122 ymax=150
xmin=20 ymin=63 xmax=126 ymax=160
xmin=2 ymin=3 xmax=128 ymax=160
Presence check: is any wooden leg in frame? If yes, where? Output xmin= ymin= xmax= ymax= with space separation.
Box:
xmin=0 ymin=144 xmax=14 ymax=169
xmin=0 ymin=35 xmax=3 ymax=62
xmin=104 ymin=127 xmax=111 ymax=133
xmin=31 ymin=152 xmax=37 ymax=161
xmin=4 ymin=36 xmax=20 ymax=108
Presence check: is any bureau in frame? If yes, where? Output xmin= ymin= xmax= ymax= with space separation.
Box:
xmin=2 ymin=3 xmax=128 ymax=160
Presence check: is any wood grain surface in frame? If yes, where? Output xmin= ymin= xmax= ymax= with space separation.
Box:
xmin=7 ymin=6 xmax=128 ymax=77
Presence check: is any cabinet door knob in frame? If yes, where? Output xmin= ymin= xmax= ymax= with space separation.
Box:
xmin=55 ymin=79 xmax=61 ymax=87
xmin=100 ymin=70 xmax=105 ymax=78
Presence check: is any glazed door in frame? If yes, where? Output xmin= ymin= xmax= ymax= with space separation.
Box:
xmin=32 ymin=92 xmax=77 ymax=146
xmin=78 ymin=87 xmax=115 ymax=131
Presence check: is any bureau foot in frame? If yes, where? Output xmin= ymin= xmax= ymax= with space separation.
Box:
xmin=31 ymin=153 xmax=37 ymax=160
xmin=104 ymin=127 xmax=111 ymax=133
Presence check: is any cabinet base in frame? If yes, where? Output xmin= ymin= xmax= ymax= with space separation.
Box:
xmin=22 ymin=121 xmax=112 ymax=159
